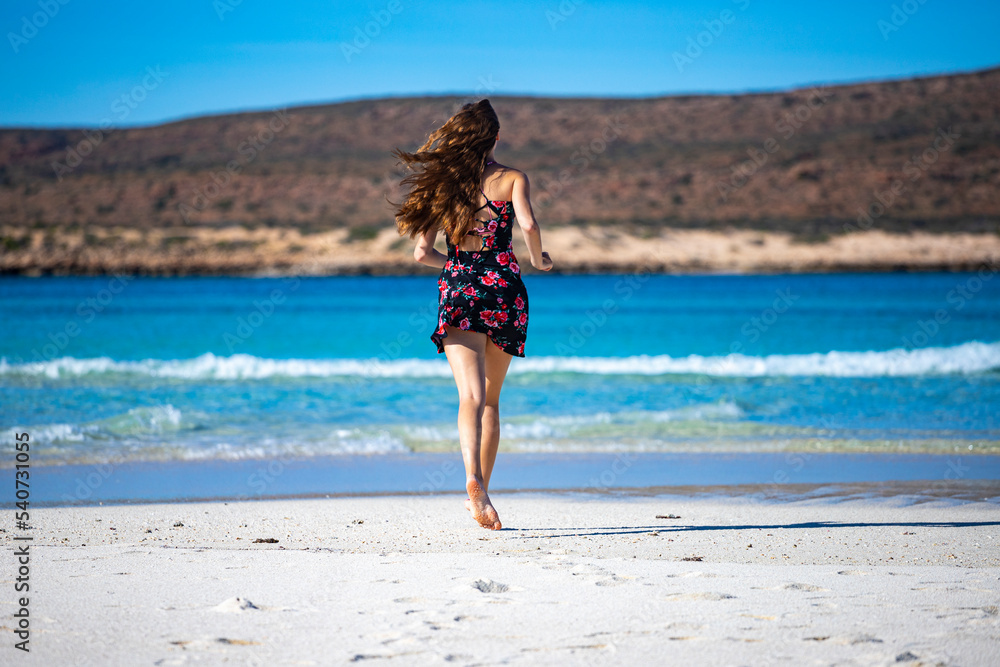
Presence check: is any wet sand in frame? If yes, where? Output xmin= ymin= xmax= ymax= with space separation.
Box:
xmin=21 ymin=453 xmax=1000 ymax=507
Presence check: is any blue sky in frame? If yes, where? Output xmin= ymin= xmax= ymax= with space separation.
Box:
xmin=2 ymin=0 xmax=998 ymax=128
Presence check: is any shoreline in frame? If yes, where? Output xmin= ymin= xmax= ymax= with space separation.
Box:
xmin=12 ymin=478 xmax=1000 ymax=509
xmin=9 ymin=452 xmax=1000 ymax=507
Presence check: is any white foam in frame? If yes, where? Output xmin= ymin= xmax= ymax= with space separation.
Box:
xmin=101 ymin=404 xmax=184 ymax=435
xmin=515 ymin=340 xmax=1000 ymax=377
xmin=330 ymin=429 xmax=410 ymax=454
xmin=1 ymin=340 xmax=998 ymax=379
xmin=0 ymin=353 xmax=451 ymax=380
xmin=650 ymin=402 xmax=746 ymax=421
xmin=10 ymin=423 xmax=411 ymax=462
xmin=2 ymin=423 xmax=87 ymax=443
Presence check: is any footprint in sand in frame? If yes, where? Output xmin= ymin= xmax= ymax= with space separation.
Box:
xmin=541 ymin=557 xmax=616 ymax=580
xmin=814 ymin=633 xmax=884 ymax=645
xmin=169 ymin=637 xmax=262 ymax=649
xmin=595 ymin=575 xmax=629 ymax=587
xmin=779 ymin=582 xmax=829 ymax=592
xmin=664 ymin=591 xmax=737 ymax=601
xmin=472 ymin=579 xmax=509 ymax=593
xmin=836 ymin=570 xmax=870 ymax=576
xmin=212 ymin=597 xmax=259 ymax=613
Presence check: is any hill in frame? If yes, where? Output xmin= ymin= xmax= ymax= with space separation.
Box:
xmin=1 ymin=66 xmax=998 ymax=274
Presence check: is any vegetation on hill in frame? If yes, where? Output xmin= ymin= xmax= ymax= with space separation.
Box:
xmin=0 ymin=67 xmax=997 ymax=241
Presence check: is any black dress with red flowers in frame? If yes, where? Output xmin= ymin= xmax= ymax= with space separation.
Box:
xmin=430 ymin=196 xmax=529 ymax=357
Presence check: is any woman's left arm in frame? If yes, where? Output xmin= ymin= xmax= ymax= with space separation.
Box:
xmin=413 ymin=226 xmax=447 ymax=269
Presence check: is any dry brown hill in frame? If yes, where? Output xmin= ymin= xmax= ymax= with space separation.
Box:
xmin=1 ymin=66 xmax=999 ymax=274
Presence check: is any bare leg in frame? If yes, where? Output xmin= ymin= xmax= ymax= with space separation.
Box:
xmin=466 ymin=338 xmax=512 ymax=511
xmin=482 ymin=338 xmax=512 ymax=490
xmin=443 ymin=327 xmax=501 ymax=530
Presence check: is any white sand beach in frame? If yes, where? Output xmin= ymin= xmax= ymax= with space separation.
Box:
xmin=3 ymin=489 xmax=999 ymax=665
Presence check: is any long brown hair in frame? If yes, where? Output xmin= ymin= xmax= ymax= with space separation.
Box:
xmin=393 ymin=100 xmax=500 ymax=245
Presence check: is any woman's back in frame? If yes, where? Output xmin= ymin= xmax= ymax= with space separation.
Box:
xmin=453 ymin=162 xmax=518 ymax=255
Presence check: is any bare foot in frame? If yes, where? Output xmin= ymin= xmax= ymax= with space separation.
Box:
xmin=466 ymin=476 xmax=501 ymax=530
xmin=463 ymin=493 xmax=487 ymax=512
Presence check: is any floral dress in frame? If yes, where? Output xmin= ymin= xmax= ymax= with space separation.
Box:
xmin=430 ymin=196 xmax=529 ymax=357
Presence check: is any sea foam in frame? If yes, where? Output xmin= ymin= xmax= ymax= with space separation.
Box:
xmin=1 ymin=340 xmax=998 ymax=379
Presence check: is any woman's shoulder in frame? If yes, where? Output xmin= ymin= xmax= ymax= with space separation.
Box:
xmin=494 ymin=164 xmax=527 ymax=184
xmin=495 ymin=163 xmax=525 ymax=176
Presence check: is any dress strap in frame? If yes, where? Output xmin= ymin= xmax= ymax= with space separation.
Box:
xmin=474 ymin=160 xmax=500 ymax=220
xmin=477 ymin=190 xmax=501 ymax=215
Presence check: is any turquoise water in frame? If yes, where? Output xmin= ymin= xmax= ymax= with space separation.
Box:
xmin=2 ymin=273 xmax=999 ymax=466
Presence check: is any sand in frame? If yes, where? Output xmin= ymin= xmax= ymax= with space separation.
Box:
xmin=4 ymin=223 xmax=1000 ymax=275
xmin=3 ymin=489 xmax=999 ymax=665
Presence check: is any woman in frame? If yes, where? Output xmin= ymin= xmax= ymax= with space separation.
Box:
xmin=393 ymin=100 xmax=552 ymax=530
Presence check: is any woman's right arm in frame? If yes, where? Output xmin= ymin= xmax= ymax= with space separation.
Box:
xmin=511 ymin=171 xmax=552 ymax=271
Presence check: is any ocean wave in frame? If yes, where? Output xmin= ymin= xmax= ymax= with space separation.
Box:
xmin=3 ymin=421 xmax=411 ymax=465
xmin=2 ymin=340 xmax=998 ymax=379
xmin=0 ymin=354 xmax=451 ymax=380
xmin=517 ymin=341 xmax=1000 ymax=377
xmin=2 ymin=404 xmax=186 ymax=444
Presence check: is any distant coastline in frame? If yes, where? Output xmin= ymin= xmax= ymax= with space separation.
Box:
xmin=2 ymin=66 xmax=998 ymax=276
xmin=2 ymin=224 xmax=998 ymax=276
